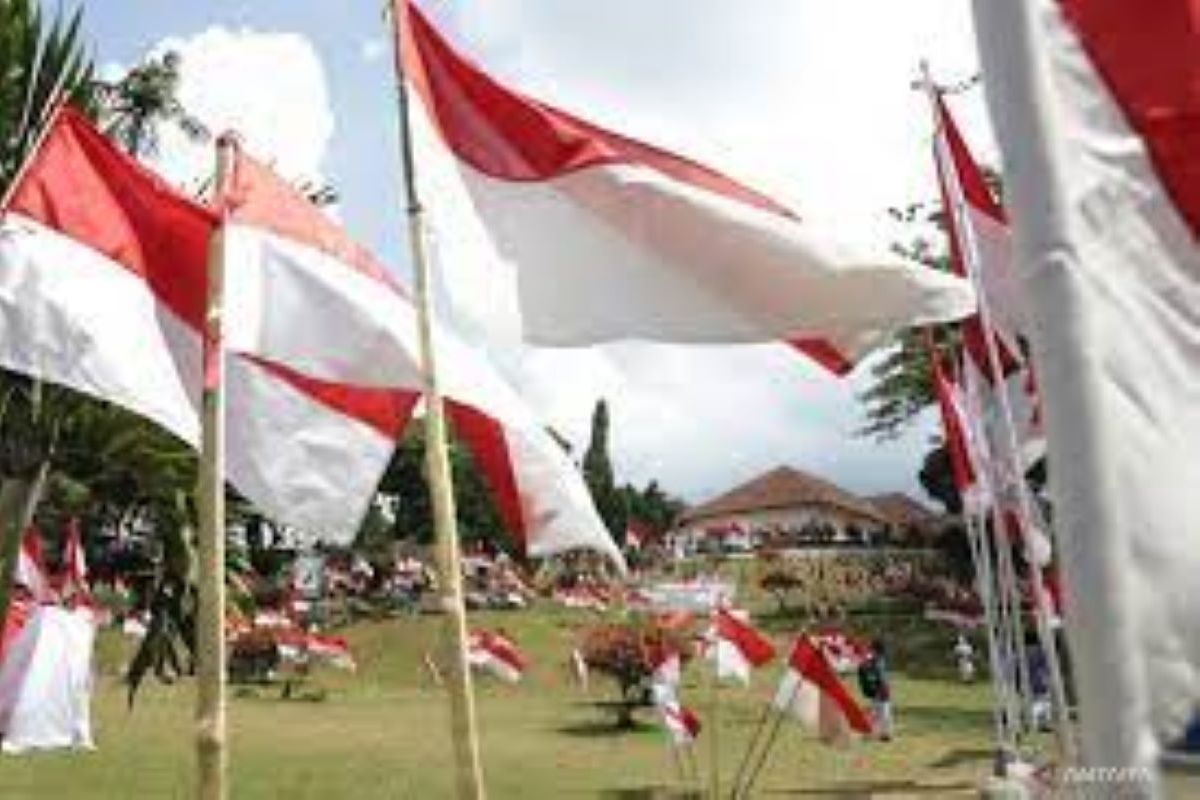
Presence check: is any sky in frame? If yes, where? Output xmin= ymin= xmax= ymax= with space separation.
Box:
xmin=82 ymin=0 xmax=996 ymax=506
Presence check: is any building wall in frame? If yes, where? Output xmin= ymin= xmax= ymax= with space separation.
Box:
xmin=677 ymin=503 xmax=887 ymax=546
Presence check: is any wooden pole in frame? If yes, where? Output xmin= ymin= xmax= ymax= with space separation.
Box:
xmin=194 ymin=135 xmax=235 ymax=800
xmin=389 ymin=4 xmax=487 ymax=797
xmin=708 ymin=647 xmax=721 ymax=798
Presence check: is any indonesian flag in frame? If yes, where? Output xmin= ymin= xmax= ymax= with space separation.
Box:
xmin=659 ymin=700 xmax=702 ymax=746
xmin=930 ymin=90 xmax=1045 ymax=464
xmin=306 ymin=634 xmax=356 ymax=672
xmin=929 ymin=344 xmax=991 ymax=514
xmin=772 ymin=636 xmax=871 ymax=745
xmin=710 ymin=607 xmax=776 ymax=685
xmin=0 ymin=106 xmax=403 ymax=541
xmin=220 ymin=147 xmax=624 ymax=566
xmin=13 ymin=529 xmax=52 ymax=605
xmin=648 ymin=648 xmax=682 ymax=707
xmin=972 ymin=0 xmax=1200 ymax=772
xmin=467 ymin=629 xmax=527 ymax=683
xmin=397 ymin=0 xmax=973 ymax=368
xmin=61 ymin=518 xmax=91 ymax=603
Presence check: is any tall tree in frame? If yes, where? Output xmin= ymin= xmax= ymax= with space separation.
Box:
xmin=369 ymin=423 xmax=507 ymax=552
xmin=582 ymin=399 xmax=626 ymax=540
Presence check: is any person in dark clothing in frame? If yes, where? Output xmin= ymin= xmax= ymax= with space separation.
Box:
xmin=857 ymin=638 xmax=893 ymax=741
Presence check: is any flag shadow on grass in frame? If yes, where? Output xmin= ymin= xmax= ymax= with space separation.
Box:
xmin=762 ymin=778 xmax=977 ymax=797
xmin=895 ymin=703 xmax=994 ymax=735
xmin=555 ymin=719 xmax=657 ymax=738
xmin=598 ymin=788 xmax=701 ymax=800
xmin=928 ymin=746 xmax=993 ymax=770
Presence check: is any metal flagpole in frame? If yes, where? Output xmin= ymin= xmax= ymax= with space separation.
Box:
xmin=388 ymin=3 xmax=487 ymax=797
xmin=194 ymin=134 xmax=235 ymax=800
xmin=964 ymin=510 xmax=1016 ymax=761
xmin=922 ymin=66 xmax=1075 ymax=762
xmin=927 ymin=328 xmax=1015 ymax=759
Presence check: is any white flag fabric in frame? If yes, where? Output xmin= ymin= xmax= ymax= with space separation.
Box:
xmin=973 ymin=0 xmax=1200 ymax=776
xmin=398 ymin=0 xmax=973 ymax=366
xmin=220 ymin=148 xmax=624 ymax=566
xmin=0 ymin=606 xmax=95 ymax=753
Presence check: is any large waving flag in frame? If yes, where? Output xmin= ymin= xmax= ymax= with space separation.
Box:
xmin=220 ymin=147 xmax=623 ymax=565
xmin=973 ymin=0 xmax=1200 ymax=775
xmin=0 ymin=106 xmax=411 ymax=541
xmin=397 ymin=0 xmax=973 ymax=368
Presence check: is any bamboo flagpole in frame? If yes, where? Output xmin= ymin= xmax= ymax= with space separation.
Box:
xmin=707 ymin=627 xmax=721 ymax=798
xmin=921 ymin=66 xmax=1075 ymax=763
xmin=194 ymin=134 xmax=235 ymax=800
xmin=388 ymin=3 xmax=487 ymax=797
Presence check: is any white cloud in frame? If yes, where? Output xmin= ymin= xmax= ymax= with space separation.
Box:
xmin=359 ymin=37 xmax=387 ymax=63
xmin=142 ymin=27 xmax=335 ymax=190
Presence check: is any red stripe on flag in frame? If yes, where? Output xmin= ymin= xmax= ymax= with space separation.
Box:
xmin=447 ymin=400 xmax=528 ymax=548
xmin=931 ymin=94 xmax=1021 ymax=381
xmin=400 ymin=1 xmax=794 ymax=217
xmin=714 ymin=608 xmax=776 ymax=668
xmin=1059 ymin=0 xmax=1200 ymax=239
xmin=927 ymin=337 xmax=977 ymax=498
xmin=788 ymin=636 xmax=872 ymax=734
xmin=787 ymin=338 xmax=855 ymax=376
xmin=6 ymin=106 xmax=217 ymax=331
xmin=224 ymin=149 xmax=403 ymax=292
xmin=242 ymin=355 xmax=420 ymax=439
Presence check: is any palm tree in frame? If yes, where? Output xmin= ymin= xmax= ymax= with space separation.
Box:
xmin=0 ymin=0 xmax=94 ymax=188
xmin=94 ymin=50 xmax=210 ymax=159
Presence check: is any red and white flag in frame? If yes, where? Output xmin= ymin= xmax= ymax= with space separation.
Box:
xmin=397 ymin=1 xmax=973 ymax=367
xmin=660 ymin=700 xmax=702 ymax=747
xmin=0 ymin=108 xmax=621 ymax=562
xmin=772 ymin=636 xmax=871 ymax=745
xmin=0 ymin=107 xmax=396 ymax=541
xmin=467 ymin=629 xmax=527 ymax=683
xmin=928 ymin=341 xmax=994 ymax=515
xmin=973 ymin=0 xmax=1200 ymax=772
xmin=710 ymin=607 xmax=775 ymax=685
xmin=220 ymin=147 xmax=624 ymax=566
xmin=13 ymin=529 xmax=52 ymax=605
xmin=61 ymin=518 xmax=90 ymax=601
xmin=930 ymin=90 xmax=1045 ymax=466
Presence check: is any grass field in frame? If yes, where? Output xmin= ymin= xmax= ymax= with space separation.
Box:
xmin=1 ymin=603 xmax=1196 ymax=798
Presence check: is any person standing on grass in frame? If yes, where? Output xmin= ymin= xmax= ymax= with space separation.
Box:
xmin=857 ymin=638 xmax=894 ymax=741
xmin=954 ymin=633 xmax=976 ymax=683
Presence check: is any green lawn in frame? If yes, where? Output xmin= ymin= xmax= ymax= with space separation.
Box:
xmin=1 ymin=606 xmax=1195 ymax=798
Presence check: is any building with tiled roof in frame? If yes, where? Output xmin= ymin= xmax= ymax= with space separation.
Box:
xmin=675 ymin=465 xmax=892 ymax=547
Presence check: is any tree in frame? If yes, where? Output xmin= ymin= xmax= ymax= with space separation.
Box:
xmin=919 ymin=443 xmax=961 ymax=514
xmin=582 ymin=400 xmax=626 ymax=540
xmin=369 ymin=422 xmax=507 ymax=552
xmin=94 ymin=51 xmax=209 ymax=159
xmin=619 ymin=480 xmax=685 ymax=536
